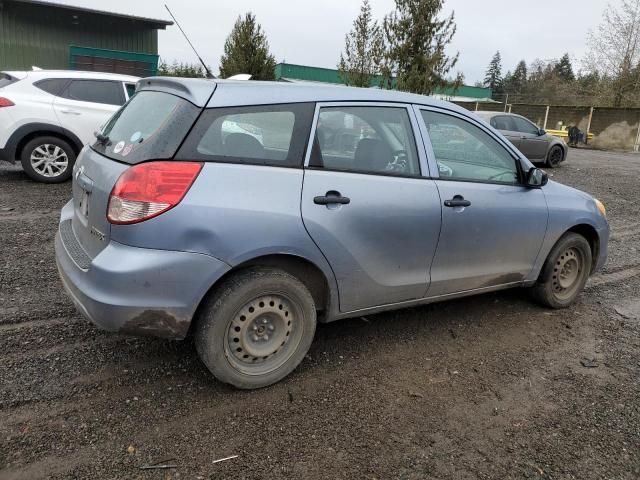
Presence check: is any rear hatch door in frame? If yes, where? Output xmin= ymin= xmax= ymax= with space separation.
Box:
xmin=71 ymin=89 xmax=204 ymax=259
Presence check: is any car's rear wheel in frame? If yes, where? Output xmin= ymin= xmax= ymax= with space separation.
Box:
xmin=195 ymin=268 xmax=317 ymax=389
xmin=20 ymin=136 xmax=76 ymax=183
xmin=546 ymin=145 xmax=564 ymax=168
xmin=532 ymin=233 xmax=592 ymax=308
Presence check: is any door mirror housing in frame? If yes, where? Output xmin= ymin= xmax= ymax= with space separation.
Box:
xmin=525 ymin=167 xmax=548 ymax=187
xmin=538 ymin=128 xmax=546 ymax=136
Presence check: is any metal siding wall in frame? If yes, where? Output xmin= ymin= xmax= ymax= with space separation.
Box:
xmin=0 ymin=2 xmax=160 ymax=71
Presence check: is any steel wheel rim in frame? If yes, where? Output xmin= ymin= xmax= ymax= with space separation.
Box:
xmin=549 ymin=147 xmax=562 ymax=166
xmin=30 ymin=144 xmax=69 ymax=178
xmin=224 ymin=293 xmax=304 ymax=376
xmin=552 ymin=247 xmax=584 ymax=300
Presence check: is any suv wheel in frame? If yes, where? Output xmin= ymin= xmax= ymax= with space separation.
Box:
xmin=532 ymin=233 xmax=592 ymax=308
xmin=20 ymin=136 xmax=76 ymax=183
xmin=196 ymin=268 xmax=317 ymax=389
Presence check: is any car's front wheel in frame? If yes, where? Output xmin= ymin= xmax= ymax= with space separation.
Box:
xmin=195 ymin=268 xmax=317 ymax=389
xmin=532 ymin=232 xmax=592 ymax=308
xmin=20 ymin=136 xmax=76 ymax=183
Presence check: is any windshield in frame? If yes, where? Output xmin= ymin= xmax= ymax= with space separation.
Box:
xmin=92 ymin=91 xmax=200 ymax=164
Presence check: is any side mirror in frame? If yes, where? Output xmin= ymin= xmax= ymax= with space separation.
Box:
xmin=526 ymin=167 xmax=548 ymax=187
xmin=538 ymin=128 xmax=546 ymax=136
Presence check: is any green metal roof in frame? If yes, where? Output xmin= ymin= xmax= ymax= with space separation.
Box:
xmin=274 ymin=63 xmax=492 ymax=100
xmin=6 ymin=0 xmax=173 ymax=28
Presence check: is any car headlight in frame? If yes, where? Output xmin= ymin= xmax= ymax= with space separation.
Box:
xmin=594 ymin=198 xmax=606 ymax=218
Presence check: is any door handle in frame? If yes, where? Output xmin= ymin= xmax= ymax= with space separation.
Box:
xmin=60 ymin=109 xmax=81 ymax=115
xmin=444 ymin=195 xmax=471 ymax=208
xmin=313 ymin=191 xmax=351 ymax=205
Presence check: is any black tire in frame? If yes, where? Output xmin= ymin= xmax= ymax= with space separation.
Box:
xmin=195 ymin=268 xmax=317 ymax=389
xmin=20 ymin=136 xmax=76 ymax=183
xmin=546 ymin=145 xmax=564 ymax=168
xmin=532 ymin=233 xmax=592 ymax=309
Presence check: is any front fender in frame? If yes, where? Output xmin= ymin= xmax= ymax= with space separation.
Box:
xmin=526 ymin=181 xmax=609 ymax=282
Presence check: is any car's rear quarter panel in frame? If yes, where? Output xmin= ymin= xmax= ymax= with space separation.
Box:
xmin=109 ymin=162 xmax=339 ymax=305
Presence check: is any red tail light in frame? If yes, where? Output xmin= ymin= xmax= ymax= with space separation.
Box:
xmin=0 ymin=97 xmax=14 ymax=107
xmin=107 ymin=161 xmax=203 ymax=224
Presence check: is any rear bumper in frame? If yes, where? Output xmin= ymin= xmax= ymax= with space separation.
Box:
xmin=55 ymin=223 xmax=231 ymax=340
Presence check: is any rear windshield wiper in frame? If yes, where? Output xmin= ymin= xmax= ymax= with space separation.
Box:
xmin=94 ymin=131 xmax=110 ymax=145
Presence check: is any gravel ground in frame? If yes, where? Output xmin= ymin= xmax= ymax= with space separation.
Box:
xmin=0 ymin=149 xmax=639 ymax=480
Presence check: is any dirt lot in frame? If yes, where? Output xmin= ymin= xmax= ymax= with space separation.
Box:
xmin=1 ymin=149 xmax=639 ymax=480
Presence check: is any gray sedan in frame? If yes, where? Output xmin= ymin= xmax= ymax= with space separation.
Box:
xmin=475 ymin=111 xmax=567 ymax=167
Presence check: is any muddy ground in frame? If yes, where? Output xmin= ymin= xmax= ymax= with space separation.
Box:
xmin=0 ymin=149 xmax=639 ymax=480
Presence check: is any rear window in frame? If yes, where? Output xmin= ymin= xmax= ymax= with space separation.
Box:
xmin=0 ymin=73 xmax=18 ymax=89
xmin=92 ymin=90 xmax=200 ymax=163
xmin=176 ymin=103 xmax=315 ymax=167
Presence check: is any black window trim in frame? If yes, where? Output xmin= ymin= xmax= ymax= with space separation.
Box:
xmin=304 ymin=101 xmax=425 ymax=179
xmin=417 ymin=106 xmax=528 ymax=186
xmin=175 ymin=102 xmax=316 ymax=169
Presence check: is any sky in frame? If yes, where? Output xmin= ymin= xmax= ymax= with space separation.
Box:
xmin=47 ymin=0 xmax=612 ymax=84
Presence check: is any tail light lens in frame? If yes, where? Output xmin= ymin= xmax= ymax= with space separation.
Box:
xmin=107 ymin=161 xmax=203 ymax=224
xmin=0 ymin=97 xmax=14 ymax=107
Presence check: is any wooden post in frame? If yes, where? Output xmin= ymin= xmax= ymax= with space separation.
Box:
xmin=543 ymin=105 xmax=550 ymax=129
xmin=508 ymin=104 xmax=512 ymax=113
xmin=475 ymin=101 xmax=479 ymax=111
xmin=503 ymin=93 xmax=509 ymax=113
xmin=585 ymin=107 xmax=594 ymax=145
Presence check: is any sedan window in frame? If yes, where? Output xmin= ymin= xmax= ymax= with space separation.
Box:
xmin=312 ymin=106 xmax=420 ymax=177
xmin=422 ymin=110 xmax=519 ymax=184
xmin=490 ymin=115 xmax=517 ymax=131
xmin=512 ymin=116 xmax=541 ymax=135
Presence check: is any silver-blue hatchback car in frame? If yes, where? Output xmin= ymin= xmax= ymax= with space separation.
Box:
xmin=55 ymin=78 xmax=609 ymax=389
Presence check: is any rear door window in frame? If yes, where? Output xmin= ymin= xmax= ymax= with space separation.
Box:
xmin=176 ymin=103 xmax=315 ymax=167
xmin=92 ymin=90 xmax=201 ymax=163
xmin=311 ymin=105 xmax=420 ymax=177
xmin=490 ymin=115 xmax=517 ymax=131
xmin=61 ymin=80 xmax=126 ymax=106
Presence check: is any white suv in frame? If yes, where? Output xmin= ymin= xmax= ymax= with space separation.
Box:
xmin=0 ymin=70 xmax=138 ymax=183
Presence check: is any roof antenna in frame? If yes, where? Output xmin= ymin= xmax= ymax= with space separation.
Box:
xmin=164 ymin=4 xmax=214 ymax=79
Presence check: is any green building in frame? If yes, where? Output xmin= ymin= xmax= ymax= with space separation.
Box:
xmin=0 ymin=0 xmax=172 ymax=77
xmin=275 ymin=62 xmax=494 ymax=102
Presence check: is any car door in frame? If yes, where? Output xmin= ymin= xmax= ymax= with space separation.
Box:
xmin=490 ymin=115 xmax=522 ymax=150
xmin=53 ymin=79 xmax=125 ymax=145
xmin=512 ymin=116 xmax=548 ymax=160
xmin=301 ymin=103 xmax=442 ymax=312
xmin=417 ymin=107 xmax=548 ymax=297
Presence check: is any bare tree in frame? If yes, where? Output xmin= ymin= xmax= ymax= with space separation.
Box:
xmin=584 ymin=0 xmax=640 ymax=106
xmin=338 ymin=0 xmax=385 ymax=87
